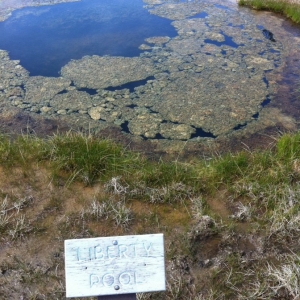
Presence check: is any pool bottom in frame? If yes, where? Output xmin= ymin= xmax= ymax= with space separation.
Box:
xmin=0 ymin=106 xmax=293 ymax=159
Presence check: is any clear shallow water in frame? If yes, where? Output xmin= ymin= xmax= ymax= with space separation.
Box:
xmin=0 ymin=0 xmax=177 ymax=76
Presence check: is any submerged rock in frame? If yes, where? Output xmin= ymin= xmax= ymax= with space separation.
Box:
xmin=262 ymin=29 xmax=276 ymax=42
xmin=139 ymin=44 xmax=152 ymax=50
xmin=24 ymin=76 xmax=71 ymax=104
xmin=60 ymin=56 xmax=156 ymax=90
xmin=160 ymin=122 xmax=196 ymax=140
xmin=128 ymin=112 xmax=163 ymax=138
xmin=50 ymin=90 xmax=93 ymax=112
xmin=88 ymin=106 xmax=105 ymax=120
xmin=145 ymin=36 xmax=171 ymax=44
xmin=0 ymin=50 xmax=29 ymax=107
xmin=148 ymin=2 xmax=209 ymax=20
xmin=205 ymin=32 xmax=225 ymax=42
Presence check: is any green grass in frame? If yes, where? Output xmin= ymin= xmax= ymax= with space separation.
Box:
xmin=0 ymin=131 xmax=298 ymax=236
xmin=0 ymin=130 xmax=300 ymax=212
xmin=209 ymin=151 xmax=249 ymax=184
xmin=0 ymin=130 xmax=300 ymax=192
xmin=135 ymin=159 xmax=196 ymax=187
xmin=1 ymin=131 xmax=300 ymax=299
xmin=276 ymin=131 xmax=300 ymax=161
xmin=47 ymin=132 xmax=142 ymax=185
xmin=0 ymin=131 xmax=142 ymax=185
xmin=0 ymin=134 xmax=48 ymax=168
xmin=238 ymin=0 xmax=300 ymax=24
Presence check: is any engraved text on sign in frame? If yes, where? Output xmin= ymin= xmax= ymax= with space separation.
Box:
xmin=64 ymin=234 xmax=165 ymax=298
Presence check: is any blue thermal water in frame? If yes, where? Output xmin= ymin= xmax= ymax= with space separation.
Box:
xmin=0 ymin=0 xmax=177 ymax=76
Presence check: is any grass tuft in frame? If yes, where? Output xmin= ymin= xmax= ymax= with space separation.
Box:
xmin=276 ymin=132 xmax=300 ymax=161
xmin=48 ymin=132 xmax=141 ymax=185
xmin=0 ymin=134 xmax=48 ymax=168
xmin=238 ymin=0 xmax=300 ymax=24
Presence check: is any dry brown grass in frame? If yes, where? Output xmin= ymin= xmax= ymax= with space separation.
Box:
xmin=0 ymin=132 xmax=300 ymax=299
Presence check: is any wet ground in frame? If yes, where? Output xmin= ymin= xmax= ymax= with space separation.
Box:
xmin=0 ymin=0 xmax=300 ymax=155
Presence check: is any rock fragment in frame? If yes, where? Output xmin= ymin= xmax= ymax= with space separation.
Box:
xmin=24 ymin=76 xmax=71 ymax=104
xmin=60 ymin=56 xmax=156 ymax=90
xmin=160 ymin=123 xmax=195 ymax=140
xmin=128 ymin=112 xmax=163 ymax=138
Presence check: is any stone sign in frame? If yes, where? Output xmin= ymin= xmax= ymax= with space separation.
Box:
xmin=64 ymin=233 xmax=165 ymax=298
